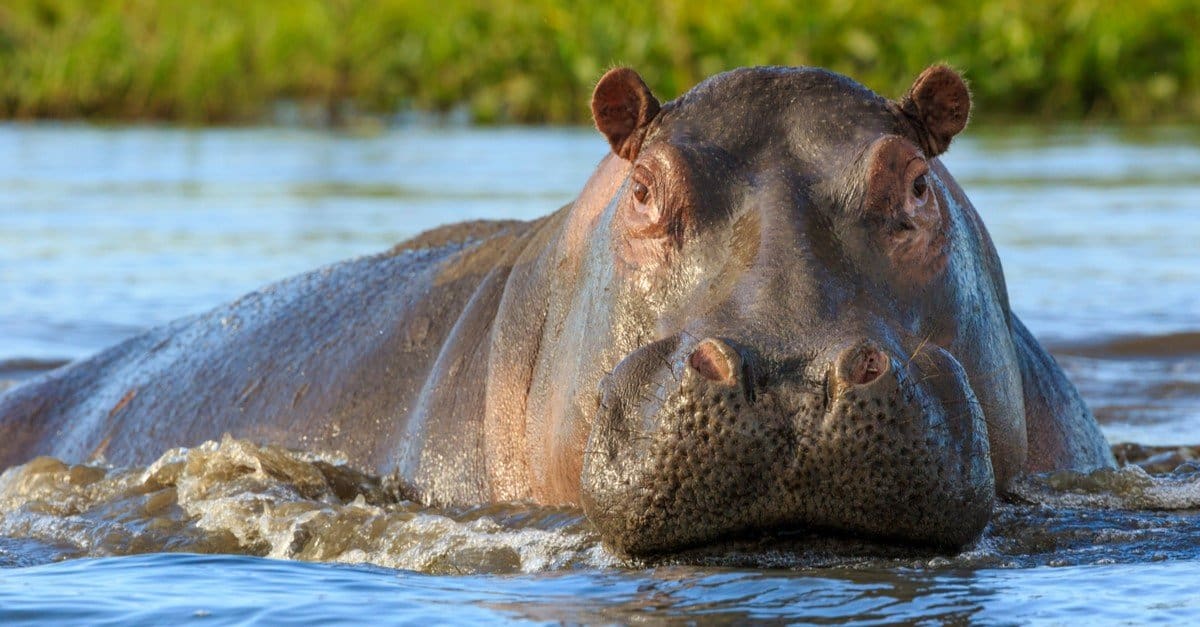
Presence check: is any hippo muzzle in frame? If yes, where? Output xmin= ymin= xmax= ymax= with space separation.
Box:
xmin=582 ymin=335 xmax=995 ymax=556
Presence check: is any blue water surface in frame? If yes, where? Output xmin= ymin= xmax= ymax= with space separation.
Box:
xmin=2 ymin=553 xmax=1199 ymax=625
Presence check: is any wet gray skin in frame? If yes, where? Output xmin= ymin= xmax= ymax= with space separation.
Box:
xmin=0 ymin=65 xmax=1114 ymax=557
xmin=575 ymin=65 xmax=1110 ymax=554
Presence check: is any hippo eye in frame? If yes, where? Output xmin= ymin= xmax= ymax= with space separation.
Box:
xmin=624 ymin=165 xmax=674 ymax=240
xmin=911 ymin=174 xmax=928 ymax=199
xmin=632 ymin=181 xmax=650 ymax=203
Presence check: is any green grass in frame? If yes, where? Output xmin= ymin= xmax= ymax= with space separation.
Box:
xmin=1 ymin=0 xmax=1198 ymax=124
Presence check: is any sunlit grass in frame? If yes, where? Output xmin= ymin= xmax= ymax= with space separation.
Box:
xmin=1 ymin=0 xmax=1197 ymax=123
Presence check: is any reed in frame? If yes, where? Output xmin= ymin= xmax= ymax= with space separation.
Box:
xmin=1 ymin=0 xmax=1196 ymax=123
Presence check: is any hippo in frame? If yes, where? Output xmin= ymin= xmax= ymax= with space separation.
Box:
xmin=0 ymin=64 xmax=1113 ymax=556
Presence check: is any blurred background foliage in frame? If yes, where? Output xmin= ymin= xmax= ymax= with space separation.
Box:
xmin=1 ymin=0 xmax=1197 ymax=124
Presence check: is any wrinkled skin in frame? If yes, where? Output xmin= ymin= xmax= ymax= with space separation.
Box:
xmin=0 ymin=65 xmax=1114 ymax=556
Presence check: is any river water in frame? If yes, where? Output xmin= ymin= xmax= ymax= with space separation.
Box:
xmin=0 ymin=123 xmax=1198 ymax=623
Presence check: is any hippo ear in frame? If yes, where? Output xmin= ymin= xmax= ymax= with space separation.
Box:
xmin=898 ymin=65 xmax=971 ymax=157
xmin=592 ymin=67 xmax=661 ymax=160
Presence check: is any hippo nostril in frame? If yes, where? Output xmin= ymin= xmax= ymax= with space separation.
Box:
xmin=837 ymin=344 xmax=891 ymax=388
xmin=688 ymin=338 xmax=741 ymax=384
xmin=854 ymin=350 xmax=888 ymax=385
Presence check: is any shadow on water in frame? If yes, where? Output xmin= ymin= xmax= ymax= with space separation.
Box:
xmin=0 ymin=359 xmax=70 ymax=392
xmin=1050 ymin=334 xmax=1200 ymax=447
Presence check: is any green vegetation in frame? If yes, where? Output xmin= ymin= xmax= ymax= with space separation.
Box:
xmin=1 ymin=0 xmax=1198 ymax=124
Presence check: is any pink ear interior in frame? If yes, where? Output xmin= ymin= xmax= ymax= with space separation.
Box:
xmin=591 ymin=68 xmax=661 ymax=160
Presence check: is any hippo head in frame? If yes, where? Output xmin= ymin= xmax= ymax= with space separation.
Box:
xmin=548 ymin=65 xmax=1028 ymax=557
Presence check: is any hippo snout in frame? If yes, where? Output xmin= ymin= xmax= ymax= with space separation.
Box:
xmin=582 ymin=336 xmax=996 ymax=556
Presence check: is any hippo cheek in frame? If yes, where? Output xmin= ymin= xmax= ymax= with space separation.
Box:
xmin=581 ymin=338 xmax=995 ymax=557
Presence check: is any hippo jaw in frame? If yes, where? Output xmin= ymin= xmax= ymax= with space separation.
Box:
xmin=581 ymin=336 xmax=995 ymax=557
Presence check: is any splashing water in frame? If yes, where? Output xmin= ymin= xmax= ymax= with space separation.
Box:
xmin=2 ymin=436 xmax=1198 ymax=574
xmin=0 ymin=436 xmax=613 ymax=573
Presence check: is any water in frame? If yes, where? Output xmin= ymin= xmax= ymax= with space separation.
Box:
xmin=3 ymin=554 xmax=1198 ymax=624
xmin=1 ymin=123 xmax=1198 ymax=623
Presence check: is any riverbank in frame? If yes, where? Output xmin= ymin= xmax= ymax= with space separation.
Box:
xmin=2 ymin=0 xmax=1198 ymax=124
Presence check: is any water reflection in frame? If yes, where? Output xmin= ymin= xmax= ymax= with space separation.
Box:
xmin=494 ymin=562 xmax=1200 ymax=624
xmin=6 ymin=553 xmax=1196 ymax=624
